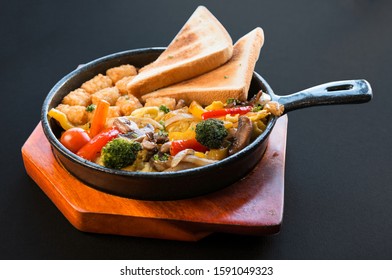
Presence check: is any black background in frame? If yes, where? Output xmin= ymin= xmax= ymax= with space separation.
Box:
xmin=1 ymin=0 xmax=391 ymax=259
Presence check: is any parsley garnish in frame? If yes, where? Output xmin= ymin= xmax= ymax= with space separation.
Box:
xmin=227 ymin=98 xmax=240 ymax=104
xmin=153 ymin=153 xmax=169 ymax=161
xmin=252 ymin=104 xmax=264 ymax=112
xmin=158 ymin=129 xmax=168 ymax=137
xmin=86 ymin=104 xmax=96 ymax=112
xmin=159 ymin=105 xmax=170 ymax=114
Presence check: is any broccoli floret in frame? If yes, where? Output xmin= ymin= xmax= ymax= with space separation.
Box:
xmin=101 ymin=137 xmax=142 ymax=169
xmin=195 ymin=118 xmax=228 ymax=149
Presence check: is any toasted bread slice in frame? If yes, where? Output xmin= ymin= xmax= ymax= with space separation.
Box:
xmin=126 ymin=6 xmax=233 ymax=98
xmin=141 ymin=27 xmax=264 ymax=106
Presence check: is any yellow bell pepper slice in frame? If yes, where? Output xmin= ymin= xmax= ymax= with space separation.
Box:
xmin=47 ymin=108 xmax=75 ymax=130
xmin=206 ymin=147 xmax=228 ymax=160
xmin=131 ymin=106 xmax=161 ymax=120
xmin=188 ymin=101 xmax=206 ymax=120
xmin=194 ymin=151 xmax=206 ymax=158
xmin=168 ymin=129 xmax=196 ymax=141
xmin=205 ymin=100 xmax=225 ymax=111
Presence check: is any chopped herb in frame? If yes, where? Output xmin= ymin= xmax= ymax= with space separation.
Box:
xmin=168 ymin=55 xmax=174 ymax=59
xmin=158 ymin=129 xmax=168 ymax=137
xmin=86 ymin=104 xmax=96 ymax=112
xmin=252 ymin=104 xmax=264 ymax=112
xmin=159 ymin=120 xmax=166 ymax=130
xmin=224 ymin=75 xmax=229 ymax=79
xmin=226 ymin=98 xmax=241 ymax=105
xmin=153 ymin=152 xmax=169 ymax=161
xmin=159 ymin=105 xmax=170 ymax=114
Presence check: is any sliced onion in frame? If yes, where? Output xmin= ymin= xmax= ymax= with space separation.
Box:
xmin=171 ymin=149 xmax=218 ymax=168
xmin=171 ymin=149 xmax=194 ymax=168
xmin=182 ymin=155 xmax=218 ymax=166
xmin=164 ymin=113 xmax=196 ymax=127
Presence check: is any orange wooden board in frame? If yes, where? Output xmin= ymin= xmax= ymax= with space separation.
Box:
xmin=22 ymin=116 xmax=287 ymax=241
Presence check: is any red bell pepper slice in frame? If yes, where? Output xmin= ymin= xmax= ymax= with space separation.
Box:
xmin=76 ymin=127 xmax=120 ymax=161
xmin=201 ymin=106 xmax=253 ymax=120
xmin=170 ymin=138 xmax=208 ymax=156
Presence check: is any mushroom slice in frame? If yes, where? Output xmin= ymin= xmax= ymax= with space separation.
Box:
xmin=175 ymin=99 xmax=187 ymax=109
xmin=113 ymin=117 xmax=139 ymax=133
xmin=150 ymin=157 xmax=171 ymax=172
xmin=229 ymin=115 xmax=253 ymax=155
xmin=248 ymin=90 xmax=263 ymax=106
xmin=126 ymin=116 xmax=164 ymax=130
xmin=154 ymin=131 xmax=169 ymax=144
xmin=120 ymin=122 xmax=155 ymax=142
xmin=141 ymin=135 xmax=157 ymax=151
xmin=137 ymin=123 xmax=155 ymax=136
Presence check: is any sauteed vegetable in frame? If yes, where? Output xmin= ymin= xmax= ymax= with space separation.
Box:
xmin=48 ymin=64 xmax=281 ymax=172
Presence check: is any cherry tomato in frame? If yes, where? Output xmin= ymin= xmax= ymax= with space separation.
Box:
xmin=60 ymin=127 xmax=91 ymax=153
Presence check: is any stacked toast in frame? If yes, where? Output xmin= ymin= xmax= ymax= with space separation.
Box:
xmin=127 ymin=6 xmax=265 ymax=106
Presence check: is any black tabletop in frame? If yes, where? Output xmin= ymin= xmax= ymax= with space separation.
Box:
xmin=1 ymin=0 xmax=391 ymax=260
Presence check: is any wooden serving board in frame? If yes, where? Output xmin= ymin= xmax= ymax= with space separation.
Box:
xmin=22 ymin=116 xmax=287 ymax=241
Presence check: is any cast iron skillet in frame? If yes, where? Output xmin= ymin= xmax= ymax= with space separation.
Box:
xmin=41 ymin=48 xmax=372 ymax=200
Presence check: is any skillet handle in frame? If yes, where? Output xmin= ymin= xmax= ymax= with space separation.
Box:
xmin=275 ymin=79 xmax=372 ymax=114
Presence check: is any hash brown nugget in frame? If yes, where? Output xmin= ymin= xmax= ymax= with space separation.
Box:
xmin=91 ymin=87 xmax=120 ymax=106
xmin=56 ymin=104 xmax=89 ymax=125
xmin=106 ymin=64 xmax=137 ymax=83
xmin=108 ymin=106 xmax=121 ymax=119
xmin=115 ymin=75 xmax=136 ymax=94
xmin=144 ymin=97 xmax=176 ymax=110
xmin=116 ymin=94 xmax=143 ymax=116
xmin=81 ymin=74 xmax=113 ymax=94
xmin=62 ymin=88 xmax=91 ymax=107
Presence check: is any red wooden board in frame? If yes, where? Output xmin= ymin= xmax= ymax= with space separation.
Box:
xmin=22 ymin=116 xmax=287 ymax=241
